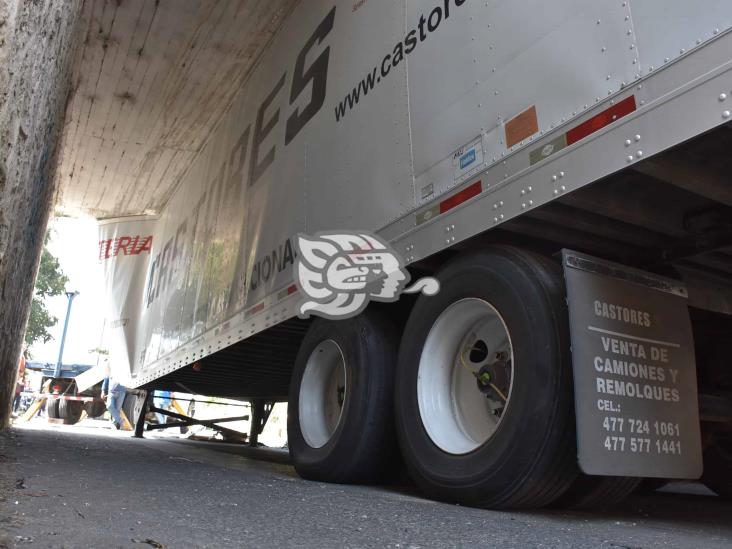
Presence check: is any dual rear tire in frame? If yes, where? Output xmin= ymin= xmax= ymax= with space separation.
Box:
xmin=47 ymin=398 xmax=84 ymax=425
xmin=288 ymin=309 xmax=398 ymax=483
xmin=287 ymin=246 xmax=639 ymax=508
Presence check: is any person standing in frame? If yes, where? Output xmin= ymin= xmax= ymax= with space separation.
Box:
xmin=12 ymin=350 xmax=27 ymax=414
xmin=101 ymin=373 xmax=126 ymax=429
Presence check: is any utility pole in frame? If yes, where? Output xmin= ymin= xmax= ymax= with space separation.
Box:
xmin=54 ymin=291 xmax=79 ymax=378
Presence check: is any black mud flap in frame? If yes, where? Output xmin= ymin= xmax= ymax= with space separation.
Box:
xmin=562 ymin=250 xmax=702 ymax=479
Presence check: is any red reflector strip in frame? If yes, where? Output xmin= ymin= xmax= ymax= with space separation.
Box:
xmin=566 ymin=96 xmax=636 ymax=146
xmin=246 ymin=302 xmax=265 ymax=317
xmin=287 ymin=284 xmax=298 ymax=295
xmin=439 ymin=181 xmax=482 ymax=214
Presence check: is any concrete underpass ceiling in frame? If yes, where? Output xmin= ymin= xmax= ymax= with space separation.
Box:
xmin=53 ymin=0 xmax=297 ymax=220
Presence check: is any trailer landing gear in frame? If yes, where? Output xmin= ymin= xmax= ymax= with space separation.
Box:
xmin=249 ymin=399 xmax=274 ymax=447
xmin=144 ymin=405 xmax=250 ymax=442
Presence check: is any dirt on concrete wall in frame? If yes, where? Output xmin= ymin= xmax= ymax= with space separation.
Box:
xmin=0 ymin=0 xmax=81 ymax=429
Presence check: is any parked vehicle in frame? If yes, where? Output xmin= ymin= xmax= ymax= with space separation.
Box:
xmin=100 ymin=1 xmax=732 ymax=508
xmin=26 ymin=362 xmax=106 ymax=425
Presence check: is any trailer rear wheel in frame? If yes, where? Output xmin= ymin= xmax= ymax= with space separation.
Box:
xmin=554 ymin=474 xmax=641 ymax=508
xmin=288 ymin=310 xmax=397 ymax=483
xmin=46 ymin=399 xmax=60 ymax=419
xmin=395 ymin=247 xmax=577 ymax=509
xmin=702 ymin=434 xmax=732 ymax=499
xmin=84 ymin=400 xmax=107 ymax=418
xmin=122 ymin=392 xmax=140 ymax=429
xmin=58 ymin=399 xmax=84 ymax=425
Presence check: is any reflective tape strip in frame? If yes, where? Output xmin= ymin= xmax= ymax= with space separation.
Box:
xmin=439 ymin=180 xmax=483 ymax=214
xmin=528 ymin=95 xmax=636 ymax=165
xmin=529 ymin=134 xmax=568 ymax=165
xmin=416 ymin=205 xmax=440 ymax=225
xmin=566 ymin=95 xmax=637 ymax=145
xmin=28 ymin=394 xmax=98 ymax=402
xmin=277 ymin=284 xmax=298 ymax=301
xmin=416 ymin=180 xmax=483 ymax=226
xmin=245 ymin=302 xmax=265 ymax=317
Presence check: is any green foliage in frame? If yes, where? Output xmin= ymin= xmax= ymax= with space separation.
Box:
xmin=24 ymin=232 xmax=69 ymax=347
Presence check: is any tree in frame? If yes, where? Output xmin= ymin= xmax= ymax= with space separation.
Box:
xmin=24 ymin=232 xmax=68 ymax=348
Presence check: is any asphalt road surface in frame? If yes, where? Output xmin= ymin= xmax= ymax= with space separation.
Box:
xmin=1 ymin=420 xmax=731 ymax=549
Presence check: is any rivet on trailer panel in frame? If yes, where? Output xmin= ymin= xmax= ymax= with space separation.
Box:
xmin=719 ymin=93 xmax=727 ymax=102
xmin=723 ymin=111 xmax=731 ymax=119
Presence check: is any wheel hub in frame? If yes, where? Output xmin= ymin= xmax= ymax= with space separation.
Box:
xmin=417 ymin=298 xmax=514 ymax=455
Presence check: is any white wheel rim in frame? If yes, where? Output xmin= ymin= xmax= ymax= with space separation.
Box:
xmin=299 ymin=339 xmax=347 ymax=448
xmin=417 ymin=298 xmax=514 ymax=455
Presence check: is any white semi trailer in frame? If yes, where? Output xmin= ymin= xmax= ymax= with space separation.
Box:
xmin=98 ymin=0 xmax=732 ymax=508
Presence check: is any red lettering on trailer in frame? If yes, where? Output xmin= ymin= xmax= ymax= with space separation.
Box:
xmin=99 ymin=235 xmax=154 ymax=260
xmin=566 ymin=96 xmax=636 ymax=146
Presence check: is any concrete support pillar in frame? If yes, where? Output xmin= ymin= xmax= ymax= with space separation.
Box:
xmin=0 ymin=0 xmax=81 ymax=429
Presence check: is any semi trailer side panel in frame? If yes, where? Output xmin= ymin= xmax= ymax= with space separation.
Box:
xmin=95 ymin=0 xmax=732 ymax=388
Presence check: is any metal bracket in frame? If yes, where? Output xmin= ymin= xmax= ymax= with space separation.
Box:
xmin=147 ymin=405 xmax=250 ymax=443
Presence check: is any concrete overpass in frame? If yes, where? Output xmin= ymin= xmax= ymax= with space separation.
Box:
xmin=0 ymin=0 xmax=295 ymax=427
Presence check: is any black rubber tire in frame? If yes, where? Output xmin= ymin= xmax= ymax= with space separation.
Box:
xmin=46 ymin=399 xmax=60 ymax=419
xmin=84 ymin=400 xmax=107 ymax=418
xmin=636 ymin=478 xmax=670 ymax=494
xmin=288 ymin=309 xmax=398 ymax=484
xmin=702 ymin=435 xmax=732 ymax=499
xmin=122 ymin=392 xmax=138 ymax=429
xmin=58 ymin=399 xmax=84 ymax=425
xmin=395 ymin=246 xmax=578 ymax=509
xmin=554 ymin=474 xmax=641 ymax=508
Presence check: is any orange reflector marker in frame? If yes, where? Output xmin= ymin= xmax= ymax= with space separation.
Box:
xmin=566 ymin=96 xmax=636 ymax=145
xmin=439 ymin=181 xmax=483 ymax=214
